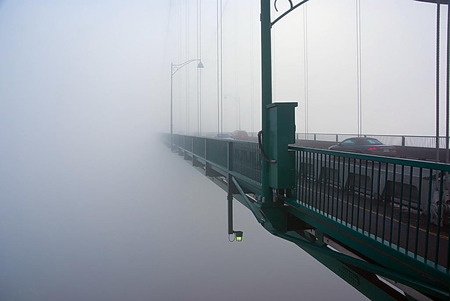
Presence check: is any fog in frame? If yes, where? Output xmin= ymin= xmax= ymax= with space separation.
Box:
xmin=1 ymin=0 xmax=441 ymax=300
xmin=1 ymin=135 xmax=367 ymax=300
xmin=169 ymin=0 xmax=444 ymax=136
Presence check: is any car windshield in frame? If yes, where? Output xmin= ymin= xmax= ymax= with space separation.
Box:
xmin=341 ymin=138 xmax=383 ymax=145
xmin=362 ymin=138 xmax=383 ymax=145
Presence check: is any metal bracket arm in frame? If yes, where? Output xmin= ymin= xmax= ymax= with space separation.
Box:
xmin=271 ymin=0 xmax=310 ymax=27
xmin=231 ymin=176 xmax=266 ymax=224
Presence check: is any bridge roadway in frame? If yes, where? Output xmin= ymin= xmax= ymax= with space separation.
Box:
xmin=168 ymin=134 xmax=450 ymax=300
xmin=233 ymin=136 xmax=448 ymax=162
xmin=294 ymin=138 xmax=450 ymax=162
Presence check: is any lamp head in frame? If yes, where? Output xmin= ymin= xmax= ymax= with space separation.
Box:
xmin=235 ymin=231 xmax=243 ymax=242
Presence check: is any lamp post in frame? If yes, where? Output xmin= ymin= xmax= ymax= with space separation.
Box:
xmin=170 ymin=59 xmax=204 ymax=150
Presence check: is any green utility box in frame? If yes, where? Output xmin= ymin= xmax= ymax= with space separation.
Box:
xmin=267 ymin=102 xmax=297 ymax=189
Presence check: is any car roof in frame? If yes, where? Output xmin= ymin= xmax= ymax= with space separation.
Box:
xmin=343 ymin=137 xmax=382 ymax=144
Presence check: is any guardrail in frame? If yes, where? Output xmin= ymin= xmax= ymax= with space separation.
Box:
xmin=172 ymin=134 xmax=262 ymax=185
xmin=295 ymin=133 xmax=449 ymax=148
xmin=167 ymin=133 xmax=450 ymax=296
xmin=291 ymin=145 xmax=450 ymax=274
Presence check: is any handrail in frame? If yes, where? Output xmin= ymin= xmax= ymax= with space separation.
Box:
xmin=166 ymin=133 xmax=450 ymax=298
xmin=290 ymin=145 xmax=450 ymax=170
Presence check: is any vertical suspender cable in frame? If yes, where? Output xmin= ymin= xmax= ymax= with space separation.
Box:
xmin=303 ymin=4 xmax=309 ymax=139
xmin=250 ymin=1 xmax=255 ymax=134
xmin=163 ymin=1 xmax=174 ymax=71
xmin=437 ymin=0 xmax=441 ymax=162
xmin=356 ymin=0 xmax=362 ymax=137
xmin=186 ymin=0 xmax=190 ymax=134
xmin=216 ymin=0 xmax=223 ymax=134
xmin=178 ymin=2 xmax=183 ymax=133
xmin=233 ymin=3 xmax=239 ymax=129
xmin=446 ymin=0 xmax=450 ymax=163
xmin=197 ymin=0 xmax=202 ymax=135
xmin=200 ymin=0 xmax=202 ymax=135
xmin=196 ymin=0 xmax=199 ymax=134
xmin=216 ymin=0 xmax=220 ymax=135
xmin=220 ymin=0 xmax=223 ymax=134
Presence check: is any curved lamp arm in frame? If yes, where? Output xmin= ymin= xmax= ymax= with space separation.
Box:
xmin=171 ymin=59 xmax=204 ymax=76
xmin=272 ymin=0 xmax=310 ymax=27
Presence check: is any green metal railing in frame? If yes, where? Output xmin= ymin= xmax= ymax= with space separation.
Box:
xmin=168 ymin=134 xmax=450 ymax=298
xmin=296 ymin=132 xmax=450 ymax=148
xmin=291 ymin=146 xmax=450 ymax=275
xmin=231 ymin=142 xmax=261 ymax=183
xmin=172 ymin=134 xmax=261 ymax=186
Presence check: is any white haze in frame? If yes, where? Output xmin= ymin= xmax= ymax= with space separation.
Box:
xmin=1 ymin=0 xmax=441 ymax=300
xmin=169 ymin=0 xmax=444 ymax=136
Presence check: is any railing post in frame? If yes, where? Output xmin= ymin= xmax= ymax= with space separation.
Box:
xmin=228 ymin=141 xmax=233 ymax=172
xmin=204 ymin=138 xmax=207 ymax=160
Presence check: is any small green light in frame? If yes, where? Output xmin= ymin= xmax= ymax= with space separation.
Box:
xmin=235 ymin=231 xmax=243 ymax=242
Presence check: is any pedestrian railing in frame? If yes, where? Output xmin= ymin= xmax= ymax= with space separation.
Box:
xmin=168 ymin=134 xmax=450 ymax=295
xmin=291 ymin=146 xmax=450 ymax=274
xmin=296 ymin=132 xmax=449 ymax=148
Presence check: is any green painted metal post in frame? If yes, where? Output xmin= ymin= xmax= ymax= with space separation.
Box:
xmin=267 ymin=103 xmax=297 ymax=189
xmin=260 ymin=0 xmax=273 ymax=201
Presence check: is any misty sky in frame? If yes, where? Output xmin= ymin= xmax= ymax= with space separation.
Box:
xmin=0 ymin=0 xmax=445 ymax=300
xmin=167 ymin=0 xmax=445 ymax=136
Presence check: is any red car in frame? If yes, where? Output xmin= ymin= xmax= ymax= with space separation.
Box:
xmin=231 ymin=130 xmax=249 ymax=141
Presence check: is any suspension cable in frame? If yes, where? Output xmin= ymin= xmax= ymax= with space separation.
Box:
xmin=303 ymin=4 xmax=309 ymax=139
xmin=446 ymin=0 xmax=450 ymax=163
xmin=216 ymin=0 xmax=222 ymax=135
xmin=250 ymin=1 xmax=255 ymax=134
xmin=220 ymin=0 xmax=223 ymax=134
xmin=436 ymin=0 xmax=441 ymax=162
xmin=356 ymin=0 xmax=362 ymax=137
xmin=186 ymin=0 xmax=190 ymax=134
xmin=197 ymin=0 xmax=202 ymax=135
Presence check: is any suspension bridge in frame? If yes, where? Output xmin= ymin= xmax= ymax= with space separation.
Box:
xmin=166 ymin=1 xmax=450 ymax=300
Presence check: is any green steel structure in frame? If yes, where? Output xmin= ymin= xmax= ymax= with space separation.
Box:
xmin=167 ymin=0 xmax=450 ymax=299
xmin=169 ymin=134 xmax=450 ymax=300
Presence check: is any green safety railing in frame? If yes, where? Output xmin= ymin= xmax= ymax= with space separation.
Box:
xmin=168 ymin=134 xmax=450 ymax=297
xmin=290 ymin=146 xmax=450 ymax=275
xmin=172 ymin=134 xmax=261 ymax=186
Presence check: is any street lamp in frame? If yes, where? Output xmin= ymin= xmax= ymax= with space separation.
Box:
xmin=170 ymin=59 xmax=204 ymax=150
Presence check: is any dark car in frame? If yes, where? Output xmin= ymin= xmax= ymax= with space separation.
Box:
xmin=328 ymin=137 xmax=397 ymax=156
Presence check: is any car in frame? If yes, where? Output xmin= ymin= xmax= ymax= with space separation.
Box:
xmin=215 ymin=133 xmax=234 ymax=140
xmin=328 ymin=137 xmax=397 ymax=156
xmin=231 ymin=130 xmax=249 ymax=141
